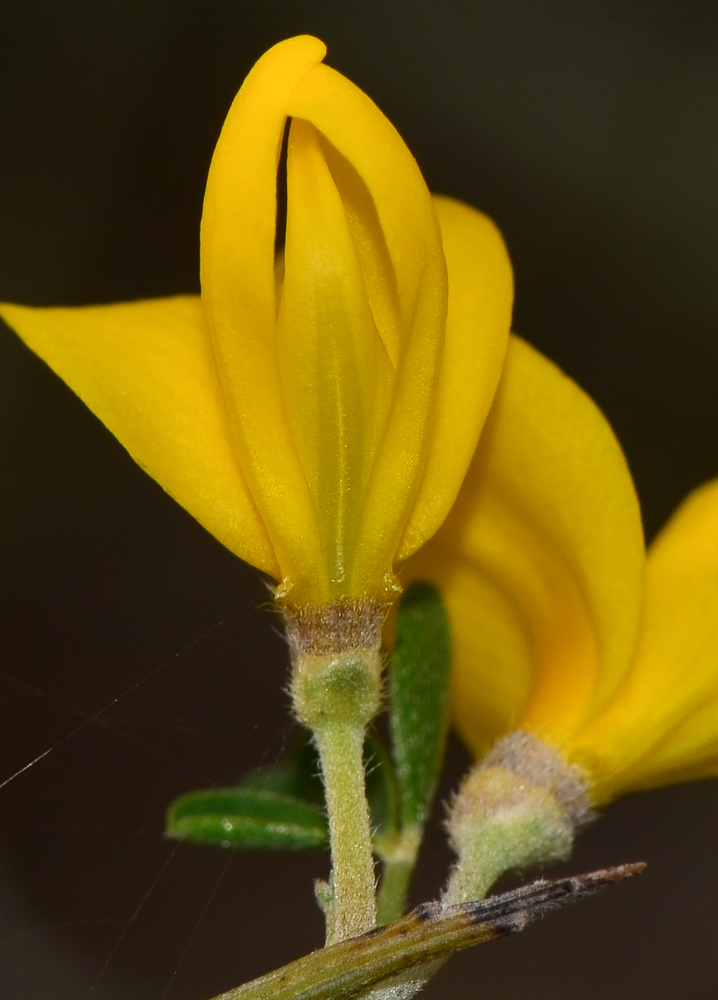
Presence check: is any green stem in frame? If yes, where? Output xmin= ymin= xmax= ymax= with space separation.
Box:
xmin=313 ymin=719 xmax=376 ymax=943
xmin=286 ymin=601 xmax=386 ymax=944
xmin=375 ymin=827 xmax=421 ymax=925
xmin=376 ymin=859 xmax=413 ymax=926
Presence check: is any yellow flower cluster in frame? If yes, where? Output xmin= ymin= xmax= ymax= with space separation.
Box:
xmin=2 ymin=35 xmax=717 ymax=812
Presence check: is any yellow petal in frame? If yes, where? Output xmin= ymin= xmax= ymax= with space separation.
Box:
xmin=400 ymin=538 xmax=534 ymax=757
xmin=201 ymin=36 xmax=327 ymax=596
xmin=614 ymin=694 xmax=718 ymax=793
xmin=397 ymin=195 xmax=513 ymax=561
xmin=0 ymin=297 xmax=278 ymax=577
xmin=574 ymin=478 xmax=718 ymax=801
xmin=202 ymin=36 xmax=449 ymax=603
xmin=277 ymin=118 xmax=392 ymax=592
xmin=287 ymin=61 xmax=448 ymax=596
xmin=287 ymin=62 xmax=445 ymax=367
xmin=403 ymin=337 xmax=645 ymax=756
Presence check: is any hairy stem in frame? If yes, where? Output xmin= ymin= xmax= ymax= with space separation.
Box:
xmin=286 ymin=599 xmax=387 ymax=943
xmin=314 ymin=719 xmax=377 ymax=942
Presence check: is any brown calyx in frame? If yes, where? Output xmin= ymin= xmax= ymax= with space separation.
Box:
xmin=282 ymin=598 xmax=390 ymax=658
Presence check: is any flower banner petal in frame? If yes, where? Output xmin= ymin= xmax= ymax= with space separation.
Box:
xmin=404 ymin=337 xmax=645 ymax=756
xmin=0 ymin=297 xmax=278 ymax=576
xmin=200 ymin=36 xmax=326 ymax=594
xmin=398 ymin=195 xmax=513 ymax=562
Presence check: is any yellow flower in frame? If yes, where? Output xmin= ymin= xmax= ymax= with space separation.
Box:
xmin=0 ymin=36 xmax=513 ymax=609
xmin=405 ymin=335 xmax=718 ymax=805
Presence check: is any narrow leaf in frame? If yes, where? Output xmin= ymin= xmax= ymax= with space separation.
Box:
xmin=389 ymin=581 xmax=451 ymax=830
xmin=166 ymin=788 xmax=329 ymax=850
xmin=167 ymin=735 xmax=396 ymax=855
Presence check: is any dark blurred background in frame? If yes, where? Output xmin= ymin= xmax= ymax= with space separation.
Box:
xmin=1 ymin=1 xmax=717 ymax=997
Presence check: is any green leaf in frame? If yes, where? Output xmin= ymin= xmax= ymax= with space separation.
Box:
xmin=166 ymin=788 xmax=329 ymax=850
xmin=165 ymin=733 xmax=399 ymax=855
xmin=389 ymin=580 xmax=451 ymax=831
